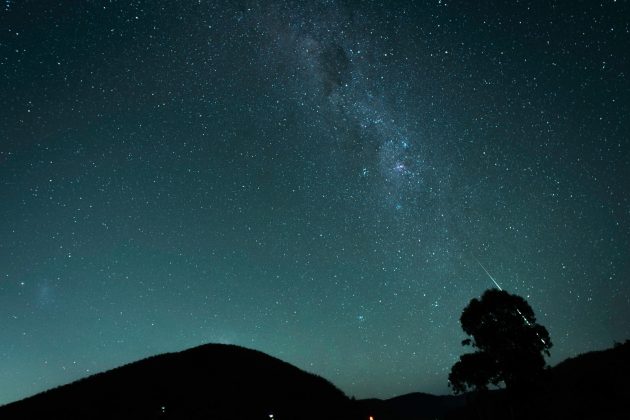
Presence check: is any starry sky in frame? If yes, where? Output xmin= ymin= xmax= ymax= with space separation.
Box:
xmin=1 ymin=0 xmax=629 ymax=405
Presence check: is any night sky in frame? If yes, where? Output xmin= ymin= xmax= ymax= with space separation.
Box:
xmin=1 ymin=0 xmax=629 ymax=405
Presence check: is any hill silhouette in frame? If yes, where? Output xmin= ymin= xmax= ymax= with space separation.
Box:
xmin=359 ymin=340 xmax=630 ymax=420
xmin=442 ymin=340 xmax=630 ymax=420
xmin=540 ymin=339 xmax=630 ymax=420
xmin=2 ymin=341 xmax=628 ymax=419
xmin=358 ymin=392 xmax=467 ymax=420
xmin=0 ymin=343 xmax=359 ymax=420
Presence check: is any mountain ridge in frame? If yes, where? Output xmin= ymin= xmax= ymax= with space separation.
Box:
xmin=0 ymin=343 xmax=358 ymax=419
xmin=2 ymin=340 xmax=628 ymax=419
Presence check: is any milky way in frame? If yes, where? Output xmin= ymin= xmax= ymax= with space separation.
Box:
xmin=1 ymin=0 xmax=628 ymax=403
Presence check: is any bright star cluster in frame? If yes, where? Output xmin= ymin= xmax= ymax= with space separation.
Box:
xmin=0 ymin=0 xmax=628 ymax=405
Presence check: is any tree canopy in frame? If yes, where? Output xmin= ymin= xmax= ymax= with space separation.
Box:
xmin=449 ymin=289 xmax=552 ymax=394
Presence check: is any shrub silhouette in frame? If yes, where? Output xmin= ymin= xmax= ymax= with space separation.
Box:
xmin=449 ymin=289 xmax=552 ymax=394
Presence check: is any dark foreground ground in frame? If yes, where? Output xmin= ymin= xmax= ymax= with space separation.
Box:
xmin=1 ymin=341 xmax=628 ymax=420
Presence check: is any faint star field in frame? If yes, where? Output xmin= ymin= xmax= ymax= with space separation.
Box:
xmin=0 ymin=0 xmax=628 ymax=404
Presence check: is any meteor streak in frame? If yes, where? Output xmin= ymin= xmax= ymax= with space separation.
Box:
xmin=473 ymin=255 xmax=547 ymax=346
xmin=474 ymin=256 xmax=503 ymax=290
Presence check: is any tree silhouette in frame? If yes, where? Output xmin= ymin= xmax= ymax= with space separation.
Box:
xmin=449 ymin=289 xmax=552 ymax=394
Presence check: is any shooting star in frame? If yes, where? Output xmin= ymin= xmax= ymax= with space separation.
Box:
xmin=474 ymin=256 xmax=503 ymax=291
xmin=473 ymin=255 xmax=547 ymax=346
